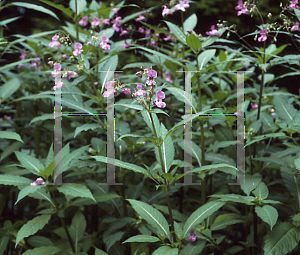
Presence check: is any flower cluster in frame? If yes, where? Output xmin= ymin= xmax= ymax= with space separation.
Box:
xmin=206 ymin=25 xmax=219 ymax=36
xmin=162 ymin=0 xmax=189 ymax=17
xmin=30 ymin=177 xmax=45 ymax=186
xmin=289 ymin=0 xmax=300 ymax=10
xmin=189 ymin=230 xmax=197 ymax=242
xmin=100 ymin=36 xmax=110 ymax=50
xmin=235 ymin=0 xmax=250 ymax=16
xmin=49 ymin=35 xmax=61 ymax=48
xmin=73 ymin=42 xmax=83 ymax=56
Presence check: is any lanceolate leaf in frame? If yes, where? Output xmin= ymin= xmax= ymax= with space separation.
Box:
xmin=123 ymin=235 xmax=160 ymax=243
xmin=141 ymin=111 xmax=161 ymax=139
xmin=127 ymin=199 xmax=170 ymax=240
xmin=0 ymin=175 xmax=31 ymax=186
xmin=58 ymin=184 xmax=96 ymax=202
xmin=183 ymin=201 xmax=225 ymax=237
xmin=74 ymin=124 xmax=101 ymax=138
xmin=14 ymin=151 xmax=44 ymax=175
xmin=255 ymin=205 xmax=278 ymax=230
xmin=264 ymin=222 xmax=300 ymax=255
xmin=15 ymin=185 xmax=43 ymax=205
xmin=62 ymin=145 xmax=89 ymax=172
xmin=0 ymin=78 xmax=20 ymax=100
xmin=164 ymin=21 xmax=187 ymax=45
xmin=22 ymin=246 xmax=61 ymax=255
xmin=15 ymin=215 xmax=51 ymax=248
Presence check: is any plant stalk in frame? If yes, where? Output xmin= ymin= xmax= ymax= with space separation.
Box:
xmin=75 ymin=0 xmax=79 ymax=42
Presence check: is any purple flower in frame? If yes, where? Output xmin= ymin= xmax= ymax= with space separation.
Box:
xmin=122 ymin=40 xmax=131 ymax=49
xmin=30 ymin=177 xmax=45 ymax=186
xmin=115 ymin=16 xmax=122 ymax=23
xmin=123 ymin=88 xmax=132 ymax=97
xmin=135 ymin=13 xmax=146 ymax=21
xmin=250 ymin=102 xmax=258 ymax=109
xmin=235 ymin=0 xmax=250 ymax=16
xmin=79 ymin=16 xmax=88 ymax=27
xmin=290 ymin=0 xmax=300 ymax=10
xmin=156 ymin=90 xmax=165 ymax=99
xmin=51 ymin=64 xmax=61 ymax=77
xmin=135 ymin=83 xmax=147 ymax=97
xmin=120 ymin=27 xmax=128 ymax=37
xmin=206 ymin=25 xmax=219 ymax=36
xmin=19 ymin=50 xmax=27 ymax=59
xmin=162 ymin=5 xmax=173 ymax=17
xmin=91 ymin=16 xmax=100 ymax=26
xmin=154 ymin=90 xmax=166 ymax=108
xmin=291 ymin=21 xmax=299 ymax=31
xmin=150 ymin=38 xmax=156 ymax=46
xmin=258 ymin=29 xmax=267 ymax=42
xmin=73 ymin=42 xmax=83 ymax=56
xmin=100 ymin=36 xmax=110 ymax=50
xmin=145 ymin=28 xmax=151 ymax=38
xmin=165 ymin=71 xmax=173 ymax=83
xmin=136 ymin=71 xmax=143 ymax=78
xmin=103 ymin=81 xmax=116 ymax=97
xmin=146 ymin=68 xmax=157 ymax=85
xmin=138 ymin=27 xmax=145 ymax=33
xmin=6 ymin=116 xmax=12 ymax=121
xmin=174 ymin=0 xmax=189 ymax=12
xmin=189 ymin=236 xmax=197 ymax=242
xmin=68 ymin=71 xmax=78 ymax=80
xmin=104 ymin=19 xmax=110 ymax=25
xmin=112 ymin=23 xmax=120 ymax=32
xmin=112 ymin=8 xmax=118 ymax=14
xmin=49 ymin=35 xmax=61 ymax=48
xmin=62 ymin=54 xmax=69 ymax=59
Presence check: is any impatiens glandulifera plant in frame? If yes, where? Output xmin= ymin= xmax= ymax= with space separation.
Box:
xmin=0 ymin=0 xmax=300 ymax=254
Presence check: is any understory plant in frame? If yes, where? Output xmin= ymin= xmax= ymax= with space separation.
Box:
xmin=0 ymin=0 xmax=300 ymax=254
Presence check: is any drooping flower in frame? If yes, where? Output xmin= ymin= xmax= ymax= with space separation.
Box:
xmin=135 ymin=84 xmax=147 ymax=97
xmin=49 ymin=35 xmax=61 ymax=48
xmin=135 ymin=13 xmax=146 ymax=21
xmin=235 ymin=0 xmax=250 ymax=16
xmin=289 ymin=0 xmax=300 ymax=10
xmin=154 ymin=90 xmax=166 ymax=108
xmin=19 ymin=50 xmax=27 ymax=59
xmin=73 ymin=42 xmax=83 ymax=56
xmin=30 ymin=177 xmax=45 ymax=186
xmin=91 ymin=16 xmax=100 ymax=26
xmin=258 ymin=29 xmax=267 ymax=42
xmin=120 ymin=27 xmax=128 ymax=37
xmin=79 ymin=16 xmax=88 ymax=26
xmin=250 ymin=102 xmax=258 ymax=110
xmin=123 ymin=88 xmax=132 ymax=97
xmin=136 ymin=71 xmax=143 ymax=78
xmin=68 ymin=71 xmax=78 ymax=80
xmin=291 ymin=21 xmax=300 ymax=31
xmin=189 ymin=230 xmax=197 ymax=242
xmin=146 ymin=68 xmax=157 ymax=86
xmin=206 ymin=25 xmax=219 ymax=36
xmin=112 ymin=8 xmax=118 ymax=14
xmin=104 ymin=19 xmax=110 ymax=25
xmin=103 ymin=80 xmax=116 ymax=97
xmin=162 ymin=5 xmax=173 ymax=17
xmin=100 ymin=36 xmax=110 ymax=50
xmin=122 ymin=40 xmax=131 ymax=49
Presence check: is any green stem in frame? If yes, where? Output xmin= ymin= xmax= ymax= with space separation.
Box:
xmin=148 ymin=112 xmax=176 ymax=243
xmin=253 ymin=206 xmax=258 ymax=254
xmin=51 ymin=190 xmax=76 ymax=253
xmin=181 ymin=11 xmax=185 ymax=59
xmin=75 ymin=0 xmax=79 ymax=42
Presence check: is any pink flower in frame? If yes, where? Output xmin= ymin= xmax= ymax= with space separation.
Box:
xmin=94 ymin=82 xmax=98 ymax=86
xmin=104 ymin=19 xmax=110 ymax=25
xmin=258 ymin=29 xmax=267 ymax=42
xmin=112 ymin=23 xmax=120 ymax=32
xmin=123 ymin=88 xmax=132 ymax=97
xmin=289 ymin=0 xmax=300 ymax=10
xmin=73 ymin=42 xmax=83 ymax=56
xmin=100 ymin=36 xmax=110 ymax=50
xmin=156 ymin=90 xmax=165 ymax=99
xmin=154 ymin=90 xmax=166 ymax=108
xmin=17 ymin=64 xmax=24 ymax=69
xmin=138 ymin=27 xmax=145 ymax=33
xmin=49 ymin=35 xmax=61 ymax=48
xmin=79 ymin=16 xmax=88 ymax=26
xmin=68 ymin=71 xmax=78 ymax=80
xmin=87 ymin=41 xmax=92 ymax=46
xmin=291 ymin=21 xmax=300 ymax=31
xmin=150 ymin=38 xmax=156 ymax=46
xmin=48 ymin=61 xmax=53 ymax=66
xmin=62 ymin=54 xmax=69 ymax=59
xmin=250 ymin=102 xmax=258 ymax=109
xmin=30 ymin=177 xmax=45 ymax=186
xmin=135 ymin=13 xmax=145 ymax=21
xmin=162 ymin=5 xmax=173 ymax=16
xmin=120 ymin=27 xmax=128 ymax=37
xmin=146 ymin=68 xmax=157 ymax=85
xmin=6 ymin=116 xmax=12 ymax=121
xmin=19 ymin=50 xmax=27 ymax=59
xmin=135 ymin=83 xmax=147 ymax=97
xmin=51 ymin=63 xmax=61 ymax=77
xmin=234 ymin=109 xmax=242 ymax=116
xmin=122 ymin=40 xmax=131 ymax=49
xmin=136 ymin=71 xmax=143 ymax=78
xmin=165 ymin=71 xmax=173 ymax=83
xmin=115 ymin=16 xmax=122 ymax=23
xmin=91 ymin=16 xmax=100 ymax=26
xmin=103 ymin=81 xmax=116 ymax=97
xmin=145 ymin=28 xmax=151 ymax=38
xmin=206 ymin=25 xmax=219 ymax=36
xmin=189 ymin=236 xmax=196 ymax=242
xmin=112 ymin=8 xmax=118 ymax=14
xmin=174 ymin=0 xmax=189 ymax=12
xmin=235 ymin=0 xmax=250 ymax=16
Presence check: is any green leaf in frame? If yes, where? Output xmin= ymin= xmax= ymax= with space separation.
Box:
xmin=117 ymin=134 xmax=157 ymax=144
xmin=15 ymin=185 xmax=43 ymax=205
xmin=0 ymin=141 xmax=23 ymax=162
xmin=164 ymin=21 xmax=186 ymax=45
xmin=280 ymin=166 xmax=300 ymax=207
xmin=186 ymin=33 xmax=202 ymax=52
xmin=197 ymin=49 xmax=216 ymax=70
xmin=241 ymin=173 xmax=262 ymax=196
xmin=69 ymin=0 xmax=87 ymax=14
xmin=209 ymin=194 xmax=254 ymax=205
xmin=123 ymin=235 xmax=160 ymax=243
xmin=211 ymin=219 xmax=244 ymax=231
xmin=15 ymin=214 xmax=51 ymax=248
xmin=62 ymin=97 xmax=94 ymax=114
xmin=0 ymin=58 xmax=37 ymax=73
xmin=39 ymin=0 xmax=73 ymax=18
xmin=74 ymin=124 xmax=101 ymax=138
xmin=255 ymin=205 xmax=278 ymax=230
xmin=90 ymin=156 xmax=152 ymax=179
xmin=264 ymin=222 xmax=300 ymax=255
xmin=183 ymin=14 xmax=197 ymax=33
xmin=62 ymin=145 xmax=89 ymax=172
xmin=141 ymin=111 xmax=161 ymax=138
xmin=252 ymin=182 xmax=269 ymax=200
xmin=127 ymin=199 xmax=170 ymax=239
xmin=174 ymin=221 xmax=183 ymax=240
xmin=193 ymin=163 xmax=237 ymax=176
xmin=294 ymin=8 xmax=300 ymax=22
xmin=152 ymin=246 xmax=178 ymax=255
xmin=0 ymin=78 xmax=20 ymax=100
xmin=294 ymin=154 xmax=300 ymax=171
xmin=179 ymin=241 xmax=206 ymax=255
xmin=154 ymin=123 xmax=174 ymax=173
xmin=152 ymin=204 xmax=187 ymax=222
xmin=45 ymin=143 xmax=54 ymax=169
xmin=70 ymin=211 xmax=86 ymax=252
xmin=30 ymin=114 xmax=53 ymax=124
xmin=0 ymin=174 xmax=31 ymax=186
xmin=103 ymin=231 xmax=125 ymax=252
xmin=10 ymin=2 xmax=60 ymax=20
xmin=245 ymin=132 xmax=286 ymax=147
xmin=0 ymin=236 xmax=9 ymax=255
xmin=273 ymin=95 xmax=299 ymax=125
xmin=14 ymin=151 xmax=44 ymax=175
xmin=99 ymin=55 xmax=118 ymax=93
xmin=166 ymin=87 xmax=197 ymax=113
xmin=95 ymin=248 xmax=109 ymax=255
xmin=42 ymin=161 xmax=54 ymax=178
xmin=183 ymin=201 xmax=225 ymax=237
xmin=0 ymin=131 xmax=23 ymax=143
xmin=22 ymin=246 xmax=61 ymax=255
xmin=114 ymin=103 xmax=144 ymax=111
xmin=58 ymin=184 xmax=96 ymax=202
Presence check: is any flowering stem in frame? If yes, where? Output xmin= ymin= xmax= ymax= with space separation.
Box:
xmin=75 ymin=0 xmax=79 ymax=42
xmin=51 ymin=190 xmax=76 ymax=253
xmin=148 ymin=112 xmax=176 ymax=243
